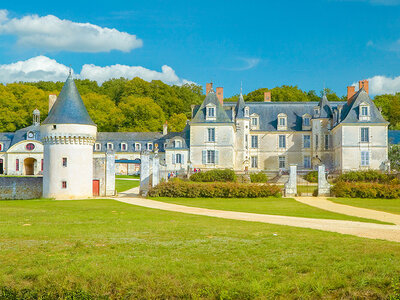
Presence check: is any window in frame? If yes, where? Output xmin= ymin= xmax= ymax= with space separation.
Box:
xmin=303 ymin=135 xmax=311 ymax=148
xmin=52 ymin=125 xmax=57 ymax=130
xmin=176 ymin=153 xmax=182 ymax=164
xmin=107 ymin=143 xmax=113 ymax=150
xmin=207 ymin=150 xmax=216 ymax=164
xmin=361 ymin=151 xmax=370 ymax=166
xmin=207 ymin=107 xmax=215 ymax=118
xmin=303 ymin=117 xmax=311 ymax=127
xmin=315 ymin=135 xmax=319 ymax=149
xmin=251 ymin=117 xmax=258 ymax=126
xmin=95 ymin=143 xmax=101 ymax=151
xmin=26 ymin=143 xmax=35 ymax=150
xmin=279 ymin=135 xmax=286 ymax=148
xmin=251 ymin=156 xmax=258 ymax=168
xmin=277 ymin=113 xmax=287 ymax=130
xmin=121 ymin=143 xmax=127 ymax=151
xmin=361 ymin=106 xmax=369 ymax=116
xmin=361 ymin=127 xmax=369 ymax=143
xmin=359 ymin=104 xmax=370 ymax=120
xmin=62 ymin=181 xmax=67 ymax=189
xmin=41 ymin=159 xmax=43 ymax=172
xmin=16 ymin=159 xmax=19 ymax=171
xmin=135 ymin=143 xmax=141 ymax=151
xmin=304 ymin=156 xmax=311 ymax=168
xmin=314 ymin=108 xmax=320 ymax=116
xmin=62 ymin=157 xmax=67 ymax=167
xmin=251 ymin=135 xmax=258 ymax=148
xmin=245 ymin=107 xmax=249 ymax=117
xmin=148 ymin=143 xmax=153 ymax=151
xmin=0 ymin=143 xmax=2 ymax=151
xmin=279 ymin=156 xmax=286 ymax=169
xmin=175 ymin=140 xmax=182 ymax=148
xmin=324 ymin=134 xmax=329 ymax=150
xmin=207 ymin=128 xmax=215 ymax=142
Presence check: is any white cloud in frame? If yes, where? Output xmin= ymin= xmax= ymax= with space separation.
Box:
xmin=353 ymin=75 xmax=400 ymax=95
xmin=0 ymin=56 xmax=192 ymax=86
xmin=0 ymin=10 xmax=142 ymax=53
xmin=228 ymin=57 xmax=261 ymax=71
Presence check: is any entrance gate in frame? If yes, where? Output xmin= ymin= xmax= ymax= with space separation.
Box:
xmin=297 ymin=171 xmax=317 ymax=196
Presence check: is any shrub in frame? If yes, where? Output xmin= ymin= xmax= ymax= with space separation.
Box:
xmin=331 ymin=181 xmax=400 ymax=199
xmin=190 ymin=169 xmax=237 ymax=182
xmin=149 ymin=181 xmax=282 ymax=198
xmin=250 ymin=172 xmax=268 ymax=183
xmin=304 ymin=171 xmax=318 ymax=183
xmin=336 ymin=170 xmax=399 ymax=184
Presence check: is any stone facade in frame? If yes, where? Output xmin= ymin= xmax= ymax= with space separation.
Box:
xmin=0 ymin=177 xmax=42 ymax=200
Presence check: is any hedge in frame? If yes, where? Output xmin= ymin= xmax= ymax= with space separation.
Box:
xmin=337 ymin=170 xmax=399 ymax=184
xmin=250 ymin=172 xmax=268 ymax=183
xmin=304 ymin=171 xmax=318 ymax=183
xmin=331 ymin=181 xmax=400 ymax=199
xmin=189 ymin=169 xmax=237 ymax=182
xmin=149 ymin=181 xmax=282 ymax=198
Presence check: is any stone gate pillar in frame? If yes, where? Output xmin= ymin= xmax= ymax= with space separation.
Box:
xmin=140 ymin=150 xmax=150 ymax=196
xmin=105 ymin=151 xmax=116 ymax=196
xmin=152 ymin=154 xmax=160 ymax=187
xmin=318 ymin=165 xmax=331 ymax=196
xmin=285 ymin=165 xmax=297 ymax=196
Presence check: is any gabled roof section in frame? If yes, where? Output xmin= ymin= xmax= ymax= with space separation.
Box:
xmin=340 ymin=88 xmax=387 ymax=124
xmin=192 ymin=91 xmax=231 ymax=123
xmin=235 ymin=93 xmax=248 ymax=119
xmin=317 ymin=94 xmax=333 ymax=118
xmin=42 ymin=74 xmax=95 ymax=125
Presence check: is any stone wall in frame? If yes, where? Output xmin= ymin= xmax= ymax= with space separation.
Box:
xmin=0 ymin=177 xmax=43 ymax=200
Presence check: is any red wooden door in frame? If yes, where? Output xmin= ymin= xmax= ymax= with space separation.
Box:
xmin=92 ymin=180 xmax=100 ymax=196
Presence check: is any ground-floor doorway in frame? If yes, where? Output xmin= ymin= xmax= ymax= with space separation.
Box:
xmin=23 ymin=158 xmax=36 ymax=175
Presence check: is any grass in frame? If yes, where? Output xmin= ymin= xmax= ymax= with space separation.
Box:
xmin=0 ymin=199 xmax=400 ymax=299
xmin=276 ymin=184 xmax=317 ymax=195
xmin=115 ymin=179 xmax=140 ymax=193
xmin=151 ymin=197 xmax=390 ymax=224
xmin=330 ymin=197 xmax=400 ymax=215
xmin=116 ymin=174 xmax=140 ymax=179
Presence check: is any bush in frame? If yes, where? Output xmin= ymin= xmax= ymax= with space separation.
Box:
xmin=250 ymin=172 xmax=268 ymax=183
xmin=331 ymin=181 xmax=400 ymax=199
xmin=336 ymin=170 xmax=399 ymax=184
xmin=190 ymin=169 xmax=237 ymax=182
xmin=149 ymin=180 xmax=282 ymax=198
xmin=304 ymin=171 xmax=318 ymax=183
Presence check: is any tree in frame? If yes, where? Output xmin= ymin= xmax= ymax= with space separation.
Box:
xmin=101 ymin=78 xmax=128 ymax=105
xmin=389 ymin=144 xmax=400 ymax=172
xmin=270 ymin=85 xmax=309 ymax=102
xmin=168 ymin=113 xmax=187 ymax=132
xmin=321 ymin=88 xmax=342 ymax=102
xmin=244 ymin=88 xmax=269 ymax=102
xmin=307 ymin=90 xmax=320 ymax=102
xmin=118 ymin=96 xmax=165 ymax=132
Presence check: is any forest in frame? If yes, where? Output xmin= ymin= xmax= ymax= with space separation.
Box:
xmin=0 ymin=77 xmax=399 ymax=133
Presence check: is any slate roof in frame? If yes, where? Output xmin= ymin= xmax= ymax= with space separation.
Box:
xmin=389 ymin=130 xmax=400 ymax=144
xmin=235 ymin=93 xmax=248 ymax=119
xmin=339 ymin=88 xmax=387 ymax=124
xmin=95 ymin=132 xmax=163 ymax=152
xmin=0 ymin=132 xmax=13 ymax=152
xmin=42 ymin=74 xmax=95 ymax=125
xmin=192 ymin=91 xmax=231 ymax=123
xmin=318 ymin=94 xmax=333 ymax=118
xmin=162 ymin=123 xmax=191 ymax=150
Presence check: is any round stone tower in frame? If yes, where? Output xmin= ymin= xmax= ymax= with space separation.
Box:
xmin=40 ymin=74 xmax=97 ymax=199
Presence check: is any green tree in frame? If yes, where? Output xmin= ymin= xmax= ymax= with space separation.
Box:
xmin=101 ymin=78 xmax=128 ymax=105
xmin=244 ymin=88 xmax=269 ymax=102
xmin=168 ymin=113 xmax=187 ymax=132
xmin=321 ymin=88 xmax=342 ymax=102
xmin=307 ymin=90 xmax=320 ymax=102
xmin=270 ymin=85 xmax=309 ymax=102
xmin=389 ymin=144 xmax=400 ymax=171
xmin=118 ymin=96 xmax=165 ymax=132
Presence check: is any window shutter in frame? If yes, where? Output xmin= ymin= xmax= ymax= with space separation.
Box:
xmin=172 ymin=153 xmax=175 ymax=164
xmin=202 ymin=150 xmax=206 ymax=164
xmin=214 ymin=128 xmax=217 ymax=142
xmin=215 ymin=150 xmax=219 ymax=164
xmin=182 ymin=154 xmax=185 ymax=164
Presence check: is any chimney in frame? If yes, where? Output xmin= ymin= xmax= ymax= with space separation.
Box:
xmin=264 ymin=91 xmax=271 ymax=102
xmin=163 ymin=121 xmax=168 ymax=136
xmin=358 ymin=80 xmax=369 ymax=94
xmin=48 ymin=94 xmax=57 ymax=112
xmin=206 ymin=82 xmax=213 ymax=95
xmin=216 ymin=87 xmax=223 ymax=105
xmin=347 ymin=86 xmax=355 ymax=105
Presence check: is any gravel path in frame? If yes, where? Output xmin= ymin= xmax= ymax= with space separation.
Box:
xmin=114 ymin=190 xmax=400 ymax=243
xmin=294 ymin=197 xmax=400 ymax=225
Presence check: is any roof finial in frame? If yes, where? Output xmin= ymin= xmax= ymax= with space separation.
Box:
xmin=240 ymin=81 xmax=243 ymax=95
xmin=323 ymin=82 xmax=327 ymax=97
xmin=69 ymin=66 xmax=72 ymax=77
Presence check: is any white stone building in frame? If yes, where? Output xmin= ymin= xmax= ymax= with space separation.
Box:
xmin=0 ymin=77 xmax=393 ymax=197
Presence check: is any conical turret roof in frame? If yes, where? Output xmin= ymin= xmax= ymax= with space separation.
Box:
xmin=42 ymin=74 xmax=95 ymax=125
xmin=235 ymin=93 xmax=248 ymax=119
xmin=317 ymin=94 xmax=333 ymax=118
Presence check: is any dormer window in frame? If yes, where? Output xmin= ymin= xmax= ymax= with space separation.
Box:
xmin=121 ymin=143 xmax=128 ymax=151
xmin=359 ymin=103 xmax=370 ymax=121
xmin=95 ymin=143 xmax=101 ymax=151
xmin=175 ymin=140 xmax=182 ymax=148
xmin=245 ymin=107 xmax=250 ymax=117
xmin=314 ymin=107 xmax=320 ymax=117
xmin=107 ymin=143 xmax=114 ymax=150
xmin=250 ymin=114 xmax=259 ymax=129
xmin=135 ymin=143 xmax=141 ymax=151
xmin=206 ymin=104 xmax=216 ymax=120
xmin=302 ymin=114 xmax=311 ymax=130
xmin=147 ymin=143 xmax=153 ymax=151
xmin=277 ymin=113 xmax=287 ymax=131
xmin=303 ymin=117 xmax=310 ymax=127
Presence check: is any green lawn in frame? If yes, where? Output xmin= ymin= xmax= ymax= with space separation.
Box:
xmin=0 ymin=199 xmax=399 ymax=299
xmin=151 ymin=197 xmax=389 ymax=224
xmin=330 ymin=198 xmax=400 ymax=215
xmin=116 ymin=174 xmax=140 ymax=179
xmin=115 ymin=179 xmax=140 ymax=193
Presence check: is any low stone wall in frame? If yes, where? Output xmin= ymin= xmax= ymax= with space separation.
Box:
xmin=0 ymin=177 xmax=43 ymax=200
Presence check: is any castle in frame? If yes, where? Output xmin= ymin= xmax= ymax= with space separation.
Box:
xmin=0 ymin=75 xmax=392 ymax=198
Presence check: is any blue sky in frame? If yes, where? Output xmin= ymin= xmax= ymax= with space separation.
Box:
xmin=1 ymin=0 xmax=400 ymax=97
